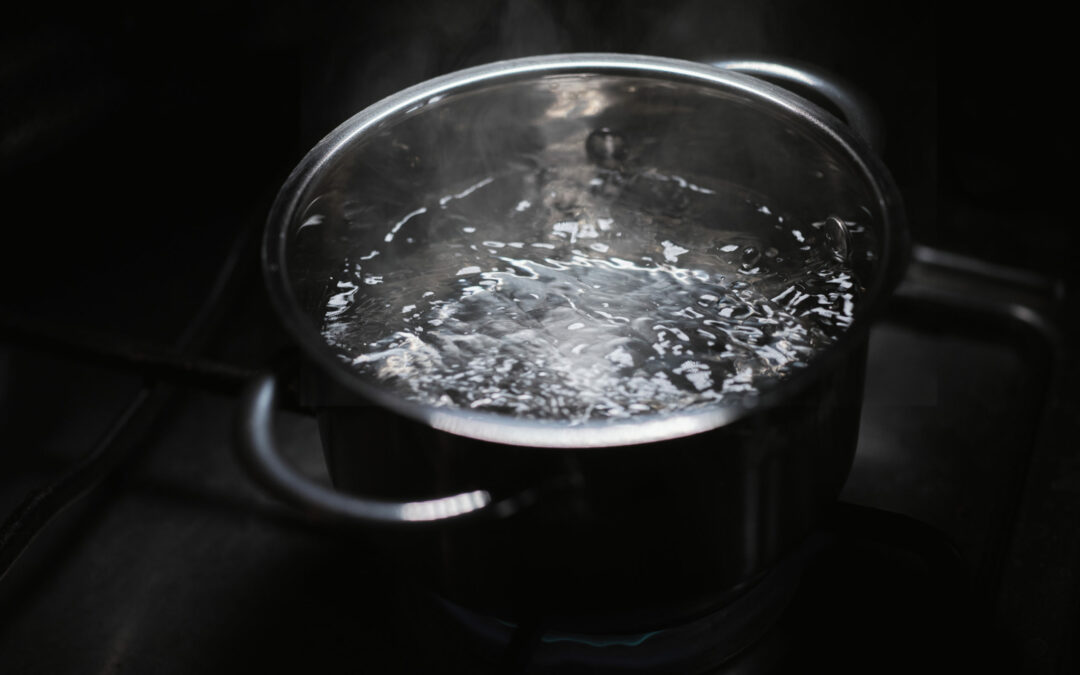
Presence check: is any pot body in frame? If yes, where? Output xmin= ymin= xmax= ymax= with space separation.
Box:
xmin=313 ymin=338 xmax=865 ymax=623
xmin=251 ymin=53 xmax=907 ymax=628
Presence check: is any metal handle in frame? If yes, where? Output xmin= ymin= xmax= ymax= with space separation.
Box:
xmin=235 ymin=373 xmax=501 ymax=525
xmin=710 ymin=57 xmax=884 ymax=153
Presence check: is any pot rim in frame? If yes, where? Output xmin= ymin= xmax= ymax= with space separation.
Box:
xmin=262 ymin=52 xmax=908 ymax=449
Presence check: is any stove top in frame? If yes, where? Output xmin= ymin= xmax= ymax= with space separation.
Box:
xmin=0 ymin=241 xmax=1062 ymax=673
xmin=1 ymin=3 xmax=1076 ymax=674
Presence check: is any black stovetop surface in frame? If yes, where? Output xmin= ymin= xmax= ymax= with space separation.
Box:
xmin=1 ymin=3 xmax=1077 ymax=673
xmin=0 ymin=252 xmax=1061 ymax=674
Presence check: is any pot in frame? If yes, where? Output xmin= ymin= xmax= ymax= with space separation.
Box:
xmin=237 ymin=53 xmax=907 ymax=628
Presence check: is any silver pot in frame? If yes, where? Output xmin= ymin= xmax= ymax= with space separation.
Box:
xmin=238 ymin=53 xmax=907 ymax=626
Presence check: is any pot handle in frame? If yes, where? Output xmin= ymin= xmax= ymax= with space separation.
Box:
xmin=710 ymin=57 xmax=884 ymax=153
xmin=235 ymin=373 xmax=505 ymax=525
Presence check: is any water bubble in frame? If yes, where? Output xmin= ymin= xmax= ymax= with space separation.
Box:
xmin=585 ymin=128 xmax=627 ymax=167
xmin=740 ymin=246 xmax=761 ymax=269
xmin=822 ymin=215 xmax=852 ymax=262
xmin=322 ymin=164 xmax=862 ymax=422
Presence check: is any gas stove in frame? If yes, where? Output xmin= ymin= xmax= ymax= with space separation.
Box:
xmin=1 ymin=3 xmax=1075 ymax=674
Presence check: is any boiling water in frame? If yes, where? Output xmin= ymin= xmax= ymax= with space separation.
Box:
xmin=320 ymin=159 xmax=863 ymax=423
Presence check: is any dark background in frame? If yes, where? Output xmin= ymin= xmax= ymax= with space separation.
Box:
xmin=1 ymin=2 xmax=1072 ymax=335
xmin=1 ymin=2 xmax=1077 ymax=673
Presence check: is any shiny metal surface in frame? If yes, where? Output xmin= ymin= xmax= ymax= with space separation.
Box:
xmin=312 ymin=346 xmax=866 ymax=620
xmin=240 ymin=53 xmax=907 ymax=616
xmin=237 ymin=374 xmax=496 ymax=524
xmin=263 ymin=52 xmax=907 ymax=449
xmin=710 ymin=57 xmax=885 ymax=152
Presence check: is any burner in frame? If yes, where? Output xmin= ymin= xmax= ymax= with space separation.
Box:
xmin=392 ymin=537 xmax=815 ymax=673
xmin=381 ymin=505 xmax=991 ymax=674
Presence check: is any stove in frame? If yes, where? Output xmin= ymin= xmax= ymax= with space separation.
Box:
xmin=1 ymin=3 xmax=1075 ymax=674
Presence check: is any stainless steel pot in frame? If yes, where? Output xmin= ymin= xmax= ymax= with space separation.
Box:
xmin=237 ymin=53 xmax=907 ymax=627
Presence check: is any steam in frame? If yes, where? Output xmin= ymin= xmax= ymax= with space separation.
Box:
xmin=300 ymin=1 xmax=787 ymax=141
